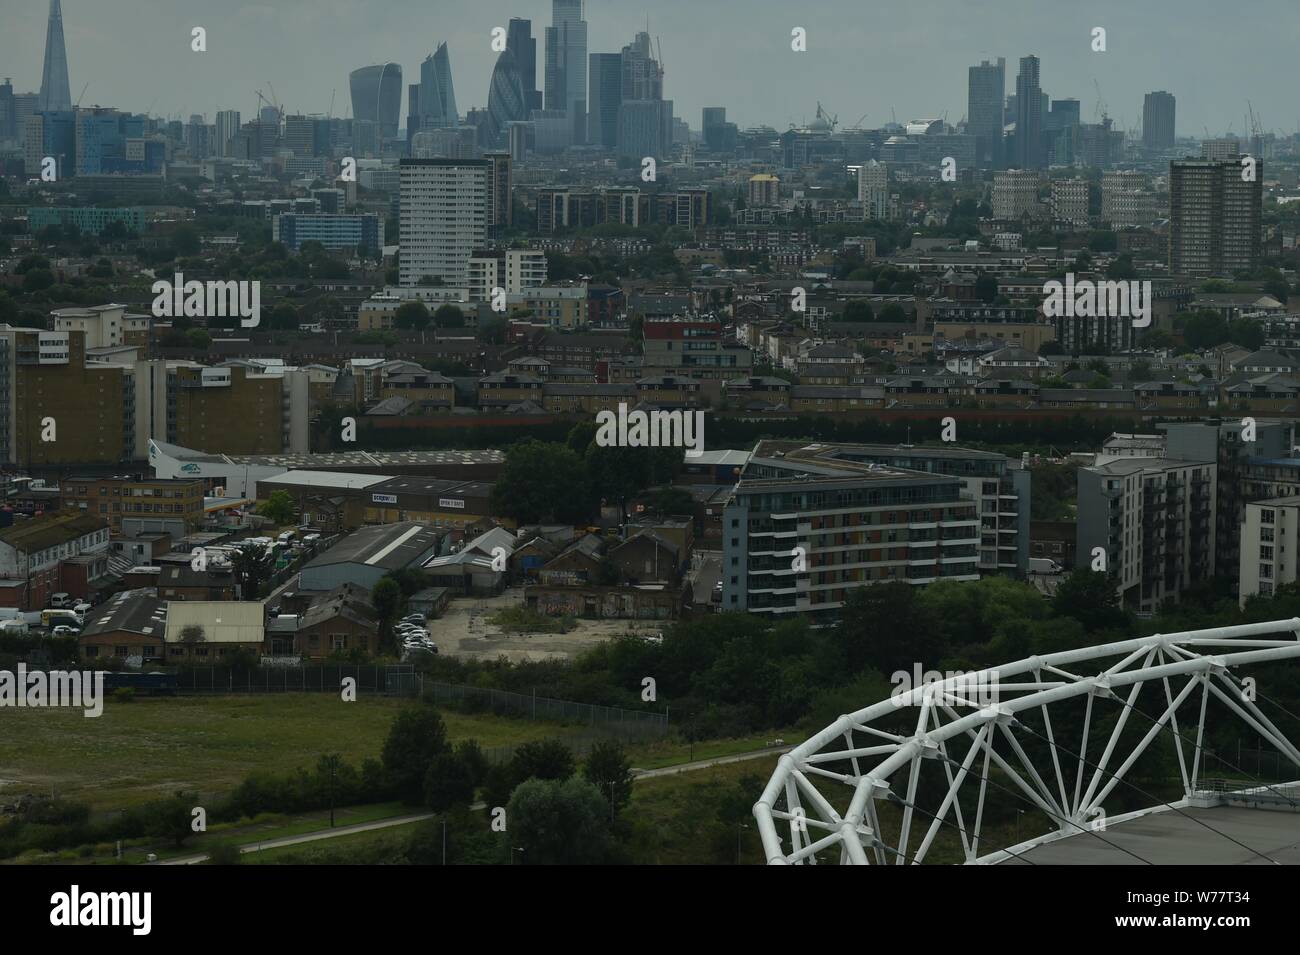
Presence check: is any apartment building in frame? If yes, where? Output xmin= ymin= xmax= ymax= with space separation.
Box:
xmin=824 ymin=444 xmax=1031 ymax=576
xmin=1169 ymin=157 xmax=1262 ymax=276
xmin=992 ymin=169 xmax=1043 ymax=221
xmin=466 ymin=248 xmax=547 ymax=301
xmin=1076 ymin=457 xmax=1216 ymax=613
xmin=399 ymin=158 xmax=488 ymax=286
xmin=0 ymin=328 xmax=127 ymax=466
xmin=50 ymin=304 xmax=152 ymax=348
xmin=1238 ymin=497 xmax=1300 ymax=604
xmin=721 ymin=441 xmax=983 ymax=624
xmin=641 ymin=315 xmax=752 ymax=381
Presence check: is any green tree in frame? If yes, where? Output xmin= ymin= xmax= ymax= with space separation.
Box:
xmin=490 ymin=440 xmax=591 ymax=524
xmin=372 ymin=577 xmax=405 ymax=651
xmin=1052 ymin=569 xmax=1127 ymax=633
xmin=583 ymin=739 xmax=634 ymax=819
xmin=506 ymin=777 xmax=613 ymax=864
xmin=433 ymin=303 xmax=465 ymax=328
xmin=394 ymin=301 xmax=431 ymax=330
xmin=424 ymin=750 xmax=477 ymax=811
xmin=974 ymin=273 xmax=999 ymax=303
xmin=230 ymin=542 xmax=275 ymax=599
xmin=381 ymin=706 xmax=451 ymax=804
xmin=151 ymin=790 xmax=198 ymax=848
xmin=257 ymin=490 xmax=296 ymax=526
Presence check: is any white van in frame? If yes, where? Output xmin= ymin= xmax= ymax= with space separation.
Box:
xmin=41 ymin=608 xmax=82 ymax=629
xmin=0 ymin=619 xmax=28 ymax=636
xmin=49 ymin=592 xmax=73 ymax=609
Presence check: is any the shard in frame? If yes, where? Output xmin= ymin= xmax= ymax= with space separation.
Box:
xmin=38 ymin=0 xmax=72 ymax=113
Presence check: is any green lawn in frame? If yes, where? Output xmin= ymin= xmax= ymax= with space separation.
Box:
xmin=0 ymin=694 xmax=569 ymax=811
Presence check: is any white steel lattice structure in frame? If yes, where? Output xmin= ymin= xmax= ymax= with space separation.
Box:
xmin=754 ymin=619 xmax=1300 ymax=864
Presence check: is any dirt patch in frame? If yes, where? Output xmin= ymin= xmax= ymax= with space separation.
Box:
xmin=429 ymin=588 xmax=661 ymax=662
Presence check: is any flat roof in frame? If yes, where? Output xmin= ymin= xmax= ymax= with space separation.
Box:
xmin=997 ymin=805 xmax=1300 ymax=865
xmin=262 ymin=470 xmax=394 ymax=490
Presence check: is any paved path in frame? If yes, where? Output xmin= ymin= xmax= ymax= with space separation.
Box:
xmin=158 ymin=746 xmax=794 ymax=864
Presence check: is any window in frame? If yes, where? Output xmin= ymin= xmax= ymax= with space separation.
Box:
xmin=1260 ymin=564 xmax=1273 ymax=580
xmin=1260 ymin=545 xmax=1274 ymax=560
xmin=84 ymin=646 xmax=99 ymax=658
xmin=1261 ymin=527 xmax=1275 ymax=542
xmin=331 ymin=634 xmax=348 ymax=650
xmin=115 ymin=646 xmax=129 ymax=657
xmin=1262 ymin=509 xmax=1275 ymax=525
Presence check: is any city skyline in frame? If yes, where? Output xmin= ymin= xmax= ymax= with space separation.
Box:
xmin=2 ymin=0 xmax=1299 ymax=138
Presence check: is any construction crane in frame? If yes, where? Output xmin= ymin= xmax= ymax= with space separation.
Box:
xmin=74 ymin=82 xmax=89 ymax=108
xmin=1093 ymin=79 xmax=1107 ymax=123
xmin=328 ymin=88 xmax=336 ymax=119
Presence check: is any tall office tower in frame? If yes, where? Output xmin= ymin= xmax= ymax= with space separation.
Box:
xmin=214 ymin=110 xmax=241 ymax=157
xmin=1142 ymin=91 xmax=1176 ymax=149
xmin=349 ymin=64 xmax=403 ymax=140
xmin=1045 ymin=98 xmax=1079 ymax=131
xmin=620 ymin=32 xmax=663 ymax=100
xmin=1013 ymin=55 xmax=1042 ymax=168
xmin=617 ymin=99 xmax=671 ymax=159
xmin=967 ymin=57 xmax=1005 ymax=168
xmin=587 ymin=53 xmax=622 ymax=148
xmin=185 ymin=114 xmax=211 ymax=158
xmin=487 ymin=50 xmax=528 ymax=147
xmin=507 ymin=18 xmax=542 ymax=112
xmin=484 ymin=151 xmax=513 ymax=235
xmin=419 ymin=43 xmax=458 ymax=129
xmin=406 ymin=84 xmax=421 ymax=141
xmin=38 ymin=0 xmax=72 ymax=113
xmin=702 ymin=107 xmax=737 ymax=153
xmin=1169 ymin=158 xmax=1262 ymax=276
xmin=398 ymin=158 xmax=488 ymax=287
xmin=25 ymin=109 xmax=75 ymax=177
xmin=0 ymin=79 xmax=14 ymax=141
xmin=12 ymin=92 xmax=39 ymax=145
xmin=544 ymin=0 xmax=588 ymax=118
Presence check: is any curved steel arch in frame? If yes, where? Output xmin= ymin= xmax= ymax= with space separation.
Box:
xmin=754 ymin=618 xmax=1300 ymax=865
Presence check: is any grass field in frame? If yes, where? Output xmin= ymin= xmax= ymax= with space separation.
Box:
xmin=0 ymin=694 xmax=572 ymax=811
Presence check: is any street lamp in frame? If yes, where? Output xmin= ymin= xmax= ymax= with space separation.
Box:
xmin=511 ymin=845 xmax=525 ymax=865
xmin=736 ymin=822 xmax=750 ymax=865
xmin=322 ymin=753 xmax=341 ymax=828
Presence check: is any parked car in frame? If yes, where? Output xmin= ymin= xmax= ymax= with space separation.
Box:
xmin=51 ymin=625 xmax=81 ymax=637
xmin=401 ymin=613 xmax=427 ymax=625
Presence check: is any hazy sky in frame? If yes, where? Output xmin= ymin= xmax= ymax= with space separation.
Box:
xmin=3 ymin=0 xmax=1296 ymax=138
